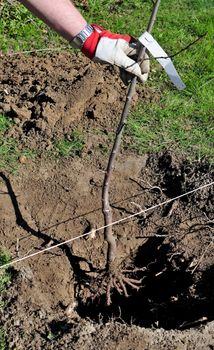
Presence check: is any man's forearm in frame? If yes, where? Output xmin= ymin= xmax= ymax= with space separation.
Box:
xmin=19 ymin=0 xmax=86 ymax=41
xmin=18 ymin=0 xmax=150 ymax=82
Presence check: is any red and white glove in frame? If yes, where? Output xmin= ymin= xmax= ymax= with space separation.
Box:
xmin=77 ymin=24 xmax=150 ymax=84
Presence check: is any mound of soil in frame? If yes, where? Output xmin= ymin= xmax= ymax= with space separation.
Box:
xmin=0 ymin=52 xmax=159 ymax=151
xmin=0 ymin=53 xmax=120 ymax=146
xmin=0 ymin=53 xmax=213 ymax=349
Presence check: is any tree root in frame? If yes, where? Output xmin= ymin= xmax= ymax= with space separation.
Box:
xmin=99 ymin=267 xmax=145 ymax=306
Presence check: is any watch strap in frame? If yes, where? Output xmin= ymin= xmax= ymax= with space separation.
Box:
xmin=71 ymin=24 xmax=94 ymax=49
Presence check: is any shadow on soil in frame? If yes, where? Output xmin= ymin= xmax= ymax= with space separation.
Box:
xmin=0 ymin=172 xmax=96 ymax=286
xmin=77 ymin=236 xmax=214 ymax=330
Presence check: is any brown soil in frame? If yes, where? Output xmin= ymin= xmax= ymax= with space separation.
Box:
xmin=0 ymin=53 xmax=213 ymax=349
xmin=0 ymin=52 xmax=159 ymax=151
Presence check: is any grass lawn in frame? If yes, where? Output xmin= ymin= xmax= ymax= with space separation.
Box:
xmin=0 ymin=114 xmax=34 ymax=172
xmin=53 ymin=130 xmax=85 ymax=158
xmin=0 ymin=0 xmax=213 ymax=162
xmin=0 ymin=249 xmax=11 ymax=350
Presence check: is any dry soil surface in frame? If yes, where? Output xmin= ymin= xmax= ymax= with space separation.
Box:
xmin=0 ymin=53 xmax=213 ymax=349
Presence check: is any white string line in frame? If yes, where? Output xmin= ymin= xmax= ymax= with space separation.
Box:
xmin=0 ymin=181 xmax=213 ymax=270
xmin=0 ymin=47 xmax=69 ymax=56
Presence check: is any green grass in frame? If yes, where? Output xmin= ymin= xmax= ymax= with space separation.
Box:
xmin=0 ymin=0 xmax=213 ymax=160
xmin=122 ymin=0 xmax=214 ymax=160
xmin=126 ymin=89 xmax=214 ymax=159
xmin=0 ymin=329 xmax=6 ymax=350
xmin=0 ymin=249 xmax=11 ymax=350
xmin=0 ymin=114 xmax=34 ymax=172
xmin=0 ymin=1 xmax=64 ymax=52
xmin=53 ymin=130 xmax=85 ymax=158
xmin=0 ymin=249 xmax=11 ymax=293
xmin=75 ymin=0 xmax=214 ymax=161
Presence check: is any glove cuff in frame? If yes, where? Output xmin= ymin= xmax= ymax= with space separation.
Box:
xmin=81 ymin=24 xmax=134 ymax=60
xmin=82 ymin=24 xmax=102 ymax=59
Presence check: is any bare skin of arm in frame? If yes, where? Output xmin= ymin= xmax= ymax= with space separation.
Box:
xmin=18 ymin=0 xmax=149 ymax=82
xmin=19 ymin=0 xmax=87 ymax=40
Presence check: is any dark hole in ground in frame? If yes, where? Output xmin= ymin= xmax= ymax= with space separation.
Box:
xmin=77 ymin=236 xmax=214 ymax=330
xmin=5 ymin=109 xmax=18 ymax=119
xmin=32 ymin=92 xmax=55 ymax=104
xmin=48 ymin=320 xmax=73 ymax=339
xmin=158 ymin=153 xmax=186 ymax=198
xmin=23 ymin=120 xmax=41 ymax=134
xmin=85 ymin=110 xmax=95 ymax=119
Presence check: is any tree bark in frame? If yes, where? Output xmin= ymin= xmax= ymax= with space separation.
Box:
xmin=102 ymin=0 xmax=161 ymax=271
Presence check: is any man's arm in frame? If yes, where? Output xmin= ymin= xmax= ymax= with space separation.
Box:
xmin=19 ymin=0 xmax=86 ymax=40
xmin=18 ymin=0 xmax=149 ymax=82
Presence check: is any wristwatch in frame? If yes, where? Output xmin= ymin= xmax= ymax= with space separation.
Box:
xmin=71 ymin=24 xmax=94 ymax=49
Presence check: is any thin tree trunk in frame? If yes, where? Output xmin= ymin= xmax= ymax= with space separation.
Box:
xmin=102 ymin=0 xmax=161 ymax=271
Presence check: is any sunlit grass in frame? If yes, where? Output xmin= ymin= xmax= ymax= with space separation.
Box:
xmin=0 ymin=249 xmax=11 ymax=350
xmin=53 ymin=130 xmax=85 ymax=158
xmin=0 ymin=114 xmax=34 ymax=171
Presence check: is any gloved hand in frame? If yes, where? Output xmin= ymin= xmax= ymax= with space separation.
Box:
xmin=82 ymin=24 xmax=150 ymax=84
